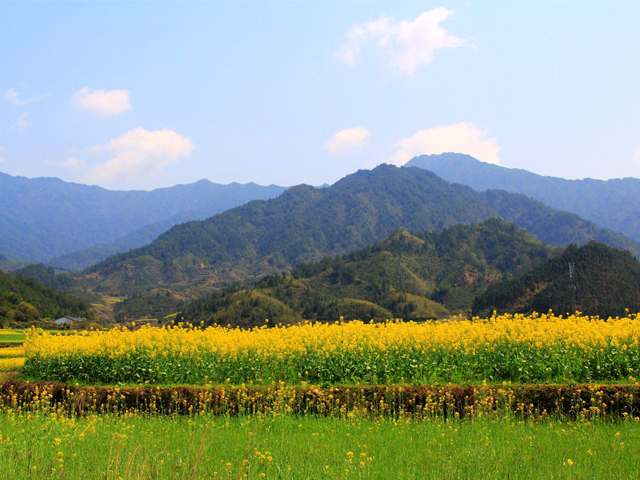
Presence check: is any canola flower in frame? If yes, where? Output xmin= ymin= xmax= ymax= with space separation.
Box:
xmin=0 ymin=357 xmax=24 ymax=372
xmin=0 ymin=347 xmax=24 ymax=358
xmin=22 ymin=312 xmax=640 ymax=385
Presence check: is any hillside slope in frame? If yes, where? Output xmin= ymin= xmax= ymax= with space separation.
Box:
xmin=49 ymin=209 xmax=222 ymax=272
xmin=178 ymin=219 xmax=559 ymax=327
xmin=0 ymin=267 xmax=95 ymax=326
xmin=406 ymin=153 xmax=640 ymax=242
xmin=473 ymin=242 xmax=640 ymax=318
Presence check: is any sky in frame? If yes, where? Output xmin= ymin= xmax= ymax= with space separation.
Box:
xmin=0 ymin=1 xmax=639 ymax=191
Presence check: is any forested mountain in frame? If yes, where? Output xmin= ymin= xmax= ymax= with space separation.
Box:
xmin=0 ymin=267 xmax=95 ymax=326
xmin=84 ymin=165 xmax=638 ymax=296
xmin=0 ymin=171 xmax=286 ymax=265
xmin=406 ymin=153 xmax=640 ymax=242
xmin=473 ymin=242 xmax=640 ymax=318
xmin=178 ymin=220 xmax=559 ymax=327
xmin=12 ymin=263 xmax=78 ymax=291
xmin=481 ymin=190 xmax=640 ymax=254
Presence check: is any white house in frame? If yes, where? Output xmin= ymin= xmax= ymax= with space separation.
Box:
xmin=54 ymin=316 xmax=84 ymax=325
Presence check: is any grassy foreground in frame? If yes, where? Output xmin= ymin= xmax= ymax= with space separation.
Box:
xmin=1 ymin=413 xmax=639 ymax=479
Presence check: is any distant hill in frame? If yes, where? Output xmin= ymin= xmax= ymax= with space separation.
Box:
xmin=0 ymin=171 xmax=286 ymax=265
xmin=84 ymin=164 xmax=638 ymax=297
xmin=0 ymin=266 xmax=95 ymax=327
xmin=473 ymin=242 xmax=640 ymax=318
xmin=481 ymin=190 xmax=640 ymax=255
xmin=48 ymin=210 xmax=223 ymax=272
xmin=177 ymin=219 xmax=559 ymax=327
xmin=405 ymin=153 xmax=640 ymax=242
xmin=0 ymin=251 xmax=31 ymax=272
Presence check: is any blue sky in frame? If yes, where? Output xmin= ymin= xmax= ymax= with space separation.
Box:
xmin=1 ymin=1 xmax=639 ymax=190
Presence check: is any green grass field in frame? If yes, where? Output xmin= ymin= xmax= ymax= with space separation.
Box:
xmin=0 ymin=414 xmax=638 ymax=479
xmin=0 ymin=328 xmax=73 ymax=347
xmin=0 ymin=330 xmax=26 ymax=346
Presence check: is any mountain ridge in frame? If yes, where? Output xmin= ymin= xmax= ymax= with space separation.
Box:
xmin=405 ymin=153 xmax=640 ymax=242
xmin=0 ymin=170 xmax=287 ymax=264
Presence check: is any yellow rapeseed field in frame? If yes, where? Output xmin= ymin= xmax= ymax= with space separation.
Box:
xmin=0 ymin=357 xmax=25 ymax=372
xmin=22 ymin=312 xmax=640 ymax=385
xmin=0 ymin=347 xmax=24 ymax=358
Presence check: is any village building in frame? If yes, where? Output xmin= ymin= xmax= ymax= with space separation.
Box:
xmin=53 ymin=316 xmax=84 ymax=325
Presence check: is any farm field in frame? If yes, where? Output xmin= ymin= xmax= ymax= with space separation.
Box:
xmin=0 ymin=329 xmax=73 ymax=347
xmin=0 ymin=345 xmax=24 ymax=378
xmin=21 ymin=313 xmax=640 ymax=385
xmin=2 ymin=313 xmax=640 ymax=478
xmin=0 ymin=330 xmax=26 ymax=347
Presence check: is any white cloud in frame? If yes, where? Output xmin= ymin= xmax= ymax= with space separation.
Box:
xmin=324 ymin=127 xmax=371 ymax=154
xmin=338 ymin=8 xmax=474 ymax=75
xmin=4 ymin=88 xmax=43 ymax=106
xmin=635 ymin=150 xmax=640 ymax=165
xmin=13 ymin=113 xmax=29 ymax=133
xmin=72 ymin=87 xmax=132 ymax=116
xmin=84 ymin=127 xmax=194 ymax=182
xmin=392 ymin=123 xmax=501 ymax=165
xmin=58 ymin=157 xmax=86 ymax=169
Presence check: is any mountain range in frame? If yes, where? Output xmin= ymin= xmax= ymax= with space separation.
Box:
xmin=406 ymin=153 xmax=640 ymax=242
xmin=0 ymin=171 xmax=286 ymax=269
xmin=83 ymin=164 xmax=639 ymax=300
xmin=3 ymin=152 xmax=640 ymax=276
xmin=4 ymin=157 xmax=640 ymax=324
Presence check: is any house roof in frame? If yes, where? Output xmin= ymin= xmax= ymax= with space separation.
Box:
xmin=54 ymin=316 xmax=83 ymax=322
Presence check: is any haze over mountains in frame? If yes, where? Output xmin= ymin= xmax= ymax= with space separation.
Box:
xmin=0 ymin=172 xmax=285 ymax=269
xmin=406 ymin=153 xmax=640 ymax=243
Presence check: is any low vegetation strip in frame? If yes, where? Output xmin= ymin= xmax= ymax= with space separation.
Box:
xmin=1 ymin=382 xmax=640 ymax=419
xmin=23 ymin=313 xmax=640 ymax=385
xmin=1 ymin=414 xmax=639 ymax=480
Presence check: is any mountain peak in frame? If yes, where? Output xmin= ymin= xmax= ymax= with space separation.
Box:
xmin=379 ymin=230 xmax=426 ymax=251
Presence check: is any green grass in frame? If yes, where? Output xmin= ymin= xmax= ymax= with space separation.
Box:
xmin=0 ymin=414 xmax=639 ymax=479
xmin=0 ymin=329 xmax=73 ymax=347
xmin=0 ymin=331 xmax=25 ymax=347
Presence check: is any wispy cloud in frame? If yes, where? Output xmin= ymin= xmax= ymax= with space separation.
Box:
xmin=4 ymin=88 xmax=44 ymax=106
xmin=324 ymin=127 xmax=371 ymax=154
xmin=635 ymin=149 xmax=640 ymax=165
xmin=83 ymin=127 xmax=193 ymax=182
xmin=58 ymin=157 xmax=86 ymax=169
xmin=392 ymin=123 xmax=501 ymax=165
xmin=13 ymin=113 xmax=29 ymax=133
xmin=72 ymin=87 xmax=132 ymax=116
xmin=338 ymin=8 xmax=474 ymax=75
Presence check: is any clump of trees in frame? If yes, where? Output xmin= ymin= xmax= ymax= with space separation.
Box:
xmin=0 ymin=268 xmax=95 ymax=327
